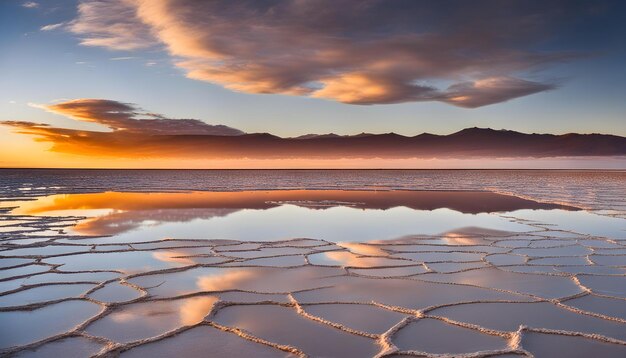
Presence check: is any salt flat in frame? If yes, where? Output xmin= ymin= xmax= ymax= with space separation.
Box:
xmin=1 ymin=189 xmax=625 ymax=357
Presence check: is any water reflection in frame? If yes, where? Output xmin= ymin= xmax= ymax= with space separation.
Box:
xmin=12 ymin=190 xmax=575 ymax=216
xmin=85 ymin=296 xmax=218 ymax=343
xmin=10 ymin=190 xmax=568 ymax=242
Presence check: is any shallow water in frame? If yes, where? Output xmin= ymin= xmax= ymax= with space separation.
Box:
xmin=1 ymin=175 xmax=625 ymax=357
xmin=1 ymin=169 xmax=624 ymax=214
xmin=393 ymin=318 xmax=509 ymax=354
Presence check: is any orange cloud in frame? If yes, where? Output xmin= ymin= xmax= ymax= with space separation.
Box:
xmin=66 ymin=0 xmax=580 ymax=106
xmin=37 ymin=99 xmax=244 ymax=135
xmin=312 ymin=73 xmax=438 ymax=105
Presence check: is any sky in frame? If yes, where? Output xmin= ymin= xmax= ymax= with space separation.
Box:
xmin=1 ymin=0 xmax=625 ymax=168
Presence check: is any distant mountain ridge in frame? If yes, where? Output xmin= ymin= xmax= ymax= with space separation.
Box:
xmin=158 ymin=127 xmax=626 ymax=159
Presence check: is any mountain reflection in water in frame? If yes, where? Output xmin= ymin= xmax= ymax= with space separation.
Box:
xmin=10 ymin=190 xmax=575 ymax=241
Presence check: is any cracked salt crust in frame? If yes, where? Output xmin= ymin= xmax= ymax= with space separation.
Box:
xmin=0 ymin=191 xmax=625 ymax=357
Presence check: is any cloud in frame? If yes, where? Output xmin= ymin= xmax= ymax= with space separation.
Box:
xmin=1 ymin=99 xmax=244 ymax=158
xmin=441 ymin=77 xmax=557 ymax=108
xmin=66 ymin=0 xmax=589 ymax=106
xmin=36 ymin=98 xmax=245 ymax=135
xmin=22 ymin=1 xmax=39 ymax=8
xmin=1 ymin=119 xmax=245 ymax=158
xmin=40 ymin=23 xmax=65 ymax=31
xmin=69 ymin=0 xmax=156 ymax=50
xmin=311 ymin=73 xmax=439 ymax=105
xmin=110 ymin=56 xmax=137 ymax=61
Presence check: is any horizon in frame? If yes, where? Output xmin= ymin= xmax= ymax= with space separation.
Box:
xmin=2 ymin=168 xmax=626 ymax=171
xmin=2 ymin=123 xmax=624 ymax=169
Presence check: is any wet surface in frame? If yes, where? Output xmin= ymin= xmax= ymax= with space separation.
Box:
xmin=1 ymin=189 xmax=625 ymax=357
xmin=212 ymin=304 xmax=380 ymax=357
xmin=84 ymin=296 xmax=219 ymax=343
xmin=13 ymin=337 xmax=104 ymax=358
xmin=521 ymin=332 xmax=626 ymax=357
xmin=120 ymin=325 xmax=294 ymax=358
xmin=392 ymin=318 xmax=509 ymax=354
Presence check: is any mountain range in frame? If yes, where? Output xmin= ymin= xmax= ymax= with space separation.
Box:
xmin=164 ymin=127 xmax=626 ymax=159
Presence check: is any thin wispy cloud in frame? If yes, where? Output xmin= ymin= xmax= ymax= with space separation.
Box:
xmin=67 ymin=0 xmax=589 ymax=107
xmin=40 ymin=23 xmax=65 ymax=31
xmin=22 ymin=1 xmax=39 ymax=9
xmin=69 ymin=0 xmax=155 ymax=50
xmin=110 ymin=56 xmax=137 ymax=61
